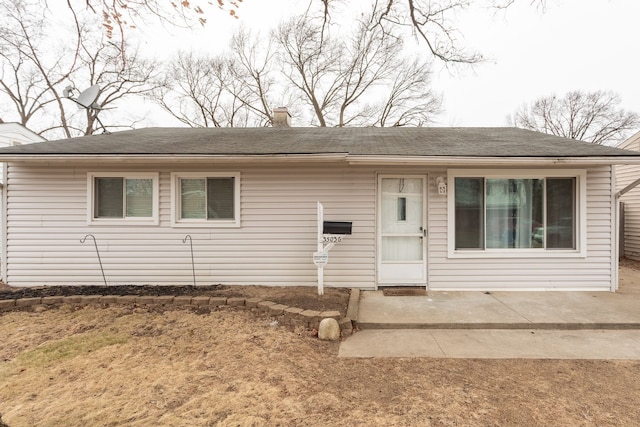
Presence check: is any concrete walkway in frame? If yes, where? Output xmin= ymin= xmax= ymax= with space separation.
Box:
xmin=338 ymin=289 xmax=640 ymax=359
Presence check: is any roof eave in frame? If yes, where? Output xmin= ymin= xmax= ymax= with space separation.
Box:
xmin=1 ymin=153 xmax=639 ymax=165
xmin=346 ymin=155 xmax=640 ymax=166
xmin=0 ymin=153 xmax=349 ymax=163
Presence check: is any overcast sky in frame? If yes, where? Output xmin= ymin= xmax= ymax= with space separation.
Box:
xmin=137 ymin=0 xmax=640 ymax=129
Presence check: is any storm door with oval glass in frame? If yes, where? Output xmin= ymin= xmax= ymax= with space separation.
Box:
xmin=377 ymin=176 xmax=427 ymax=285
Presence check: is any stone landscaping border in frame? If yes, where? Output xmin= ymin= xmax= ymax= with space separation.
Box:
xmin=0 ymin=294 xmax=354 ymax=338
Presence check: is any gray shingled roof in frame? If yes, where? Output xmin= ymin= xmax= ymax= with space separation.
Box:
xmin=0 ymin=127 xmax=638 ymax=158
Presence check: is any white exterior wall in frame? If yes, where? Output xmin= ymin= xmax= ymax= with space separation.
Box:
xmin=5 ymin=163 xmax=377 ymax=288
xmin=4 ymin=162 xmax=616 ymax=290
xmin=616 ymin=133 xmax=640 ymax=260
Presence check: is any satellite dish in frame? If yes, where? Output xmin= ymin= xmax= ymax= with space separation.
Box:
xmin=75 ymin=84 xmax=100 ymax=109
xmin=62 ymin=82 xmax=110 ymax=134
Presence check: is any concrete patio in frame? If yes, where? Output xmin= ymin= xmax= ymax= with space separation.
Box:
xmin=339 ymin=285 xmax=640 ymax=359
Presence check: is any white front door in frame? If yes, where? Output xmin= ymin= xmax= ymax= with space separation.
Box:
xmin=377 ymin=175 xmax=427 ymax=285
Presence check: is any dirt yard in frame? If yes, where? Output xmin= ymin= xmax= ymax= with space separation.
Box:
xmin=1 ymin=265 xmax=640 ymax=426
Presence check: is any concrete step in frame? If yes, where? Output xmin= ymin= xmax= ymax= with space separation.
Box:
xmin=355 ymin=321 xmax=640 ymax=330
xmin=339 ymin=329 xmax=640 ymax=359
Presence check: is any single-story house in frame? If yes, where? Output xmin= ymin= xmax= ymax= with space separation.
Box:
xmin=1 ymin=120 xmax=640 ymax=291
xmin=616 ymin=130 xmax=640 ymax=260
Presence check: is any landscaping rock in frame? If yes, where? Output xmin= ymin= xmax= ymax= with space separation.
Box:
xmin=16 ymin=297 xmax=42 ymax=307
xmin=245 ymin=297 xmax=263 ymax=308
xmin=227 ymin=297 xmax=246 ymax=307
xmin=339 ymin=317 xmax=353 ymax=336
xmin=209 ymin=297 xmax=227 ymax=307
xmin=0 ymin=299 xmax=16 ymax=309
xmin=42 ymin=296 xmax=64 ymax=305
xmin=191 ymin=296 xmax=210 ymax=306
xmin=318 ymin=318 xmax=341 ymax=341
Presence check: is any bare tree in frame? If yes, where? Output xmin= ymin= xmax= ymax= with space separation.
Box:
xmin=79 ymin=0 xmax=539 ymax=65
xmin=156 ymin=52 xmax=228 ymax=127
xmin=276 ymin=16 xmax=344 ymax=127
xmin=511 ymin=90 xmax=640 ymax=145
xmin=277 ymin=12 xmax=442 ymax=127
xmin=0 ymin=0 xmax=165 ymax=138
xmin=227 ymin=28 xmax=281 ymax=126
xmin=0 ymin=0 xmax=81 ymax=135
xmin=159 ymin=10 xmax=442 ymax=128
xmin=374 ymin=57 xmax=443 ymax=127
xmin=157 ymin=33 xmax=279 ymax=128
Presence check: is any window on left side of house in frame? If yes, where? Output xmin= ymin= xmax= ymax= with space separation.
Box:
xmin=89 ymin=173 xmax=158 ymax=222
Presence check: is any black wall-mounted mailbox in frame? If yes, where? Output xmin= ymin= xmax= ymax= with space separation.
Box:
xmin=323 ymin=221 xmax=352 ymax=235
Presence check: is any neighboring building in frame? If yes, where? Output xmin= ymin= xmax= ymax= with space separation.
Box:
xmin=616 ymin=131 xmax=640 ymax=260
xmin=0 ymin=124 xmax=639 ymax=291
xmin=0 ymin=121 xmax=46 ymax=146
xmin=0 ymin=121 xmax=46 ymax=182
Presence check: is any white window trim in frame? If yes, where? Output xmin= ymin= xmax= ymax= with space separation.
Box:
xmin=87 ymin=172 xmax=160 ymax=226
xmin=170 ymin=172 xmax=241 ymax=228
xmin=447 ymin=169 xmax=587 ymax=259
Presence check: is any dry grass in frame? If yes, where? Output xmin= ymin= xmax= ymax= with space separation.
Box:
xmin=3 ymin=262 xmax=640 ymax=426
xmin=1 ymin=302 xmax=640 ymax=426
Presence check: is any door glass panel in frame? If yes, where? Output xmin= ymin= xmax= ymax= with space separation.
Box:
xmin=381 ymin=178 xmax=423 ymax=234
xmin=397 ymin=197 xmax=407 ymax=221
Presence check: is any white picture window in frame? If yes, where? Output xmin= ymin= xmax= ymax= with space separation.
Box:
xmin=88 ymin=173 xmax=159 ymax=225
xmin=172 ymin=172 xmax=240 ymax=227
xmin=448 ymin=169 xmax=586 ymax=258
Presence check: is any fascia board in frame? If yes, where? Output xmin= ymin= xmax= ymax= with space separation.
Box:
xmin=346 ymin=155 xmax=640 ymax=166
xmin=2 ymin=153 xmax=640 ymax=166
xmin=0 ymin=153 xmax=350 ymax=163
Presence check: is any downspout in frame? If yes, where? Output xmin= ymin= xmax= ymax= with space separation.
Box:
xmin=612 ymin=165 xmax=619 ymax=291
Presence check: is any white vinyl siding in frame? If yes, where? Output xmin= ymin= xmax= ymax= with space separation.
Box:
xmin=4 ymin=163 xmax=616 ymax=291
xmin=5 ymin=164 xmax=375 ymax=288
xmin=616 ymin=134 xmax=640 ymax=260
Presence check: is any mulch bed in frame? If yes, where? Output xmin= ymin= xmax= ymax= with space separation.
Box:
xmin=0 ymin=284 xmax=233 ymax=300
xmin=0 ymin=283 xmax=351 ymax=316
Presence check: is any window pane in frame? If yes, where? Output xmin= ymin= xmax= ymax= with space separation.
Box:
xmin=397 ymin=197 xmax=407 ymax=221
xmin=207 ymin=177 xmax=235 ymax=219
xmin=125 ymin=179 xmax=153 ymax=217
xmin=546 ymin=178 xmax=576 ymax=249
xmin=94 ymin=177 xmax=123 ymax=218
xmin=181 ymin=179 xmax=206 ymax=219
xmin=486 ymin=179 xmax=543 ymax=249
xmin=455 ymin=178 xmax=484 ymax=249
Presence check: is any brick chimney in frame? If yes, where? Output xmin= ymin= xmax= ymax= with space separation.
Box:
xmin=272 ymin=107 xmax=291 ymax=127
